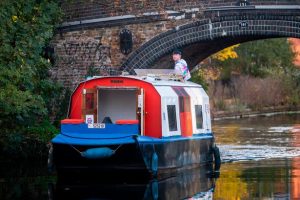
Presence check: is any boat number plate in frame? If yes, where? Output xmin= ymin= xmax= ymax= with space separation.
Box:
xmin=89 ymin=123 xmax=106 ymax=129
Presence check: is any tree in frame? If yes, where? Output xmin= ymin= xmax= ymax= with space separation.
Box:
xmin=212 ymin=44 xmax=239 ymax=61
xmin=0 ymin=0 xmax=62 ymax=145
xmin=221 ymin=38 xmax=296 ymax=77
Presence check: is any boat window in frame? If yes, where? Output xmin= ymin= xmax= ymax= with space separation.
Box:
xmin=167 ymin=105 xmax=177 ymax=132
xmin=82 ymin=88 xmax=97 ymax=123
xmin=195 ymin=105 xmax=203 ymax=129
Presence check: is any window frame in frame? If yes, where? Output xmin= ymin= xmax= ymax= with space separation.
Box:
xmin=167 ymin=104 xmax=178 ymax=132
xmin=194 ymin=104 xmax=203 ymax=130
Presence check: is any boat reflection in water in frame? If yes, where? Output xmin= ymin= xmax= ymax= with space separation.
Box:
xmin=291 ymin=124 xmax=300 ymax=200
xmin=49 ymin=164 xmax=219 ymax=200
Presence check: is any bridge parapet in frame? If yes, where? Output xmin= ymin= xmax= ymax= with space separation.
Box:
xmin=61 ymin=0 xmax=300 ymax=23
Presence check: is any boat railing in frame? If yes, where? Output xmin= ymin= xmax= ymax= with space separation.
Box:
xmin=134 ymin=69 xmax=183 ymax=81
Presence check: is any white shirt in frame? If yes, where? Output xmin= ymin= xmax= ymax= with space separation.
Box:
xmin=174 ymin=59 xmax=191 ymax=81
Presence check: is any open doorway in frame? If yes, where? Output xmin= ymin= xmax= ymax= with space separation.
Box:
xmin=97 ymin=88 xmax=138 ymax=124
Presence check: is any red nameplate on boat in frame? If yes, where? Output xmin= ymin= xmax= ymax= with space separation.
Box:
xmin=115 ymin=119 xmax=139 ymax=125
xmin=61 ymin=119 xmax=84 ymax=124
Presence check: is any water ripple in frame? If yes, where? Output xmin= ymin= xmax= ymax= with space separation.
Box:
xmin=219 ymin=144 xmax=300 ymax=163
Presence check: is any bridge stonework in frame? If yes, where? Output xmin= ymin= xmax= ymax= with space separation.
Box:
xmin=51 ymin=0 xmax=300 ymax=88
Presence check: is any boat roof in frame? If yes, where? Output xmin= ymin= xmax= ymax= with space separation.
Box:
xmin=84 ymin=75 xmax=202 ymax=88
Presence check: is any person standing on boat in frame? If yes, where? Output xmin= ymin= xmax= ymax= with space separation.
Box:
xmin=172 ymin=49 xmax=191 ymax=81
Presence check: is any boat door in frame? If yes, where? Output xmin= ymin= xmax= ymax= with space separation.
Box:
xmin=137 ymin=88 xmax=145 ymax=136
xmin=82 ymin=88 xmax=97 ymax=125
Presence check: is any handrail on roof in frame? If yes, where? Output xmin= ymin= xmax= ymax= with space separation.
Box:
xmin=134 ymin=69 xmax=183 ymax=81
xmin=85 ymin=69 xmax=184 ymax=82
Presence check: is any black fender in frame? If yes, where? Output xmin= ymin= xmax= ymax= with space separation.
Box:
xmin=212 ymin=144 xmax=221 ymax=172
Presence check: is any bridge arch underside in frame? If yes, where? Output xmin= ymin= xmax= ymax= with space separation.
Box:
xmin=122 ymin=11 xmax=300 ymax=74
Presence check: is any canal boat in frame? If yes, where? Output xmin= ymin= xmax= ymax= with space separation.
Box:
xmin=49 ymin=71 xmax=220 ymax=177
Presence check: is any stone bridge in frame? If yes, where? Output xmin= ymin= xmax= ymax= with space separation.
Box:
xmin=51 ymin=0 xmax=300 ymax=88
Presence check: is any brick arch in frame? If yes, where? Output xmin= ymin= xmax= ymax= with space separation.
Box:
xmin=122 ymin=9 xmax=300 ymax=74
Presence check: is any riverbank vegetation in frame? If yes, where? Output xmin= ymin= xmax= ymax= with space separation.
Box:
xmin=0 ymin=0 xmax=64 ymax=159
xmin=192 ymin=38 xmax=300 ymax=117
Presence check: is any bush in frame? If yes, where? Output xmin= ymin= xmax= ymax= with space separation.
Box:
xmin=208 ymin=74 xmax=299 ymax=112
xmin=235 ymin=76 xmax=287 ymax=109
xmin=26 ymin=120 xmax=59 ymax=142
xmin=0 ymin=0 xmax=63 ymax=159
xmin=0 ymin=0 xmax=62 ymax=129
xmin=215 ymin=100 xmax=226 ymax=111
xmin=0 ymin=120 xmax=58 ymax=160
xmin=191 ymin=69 xmax=209 ymax=90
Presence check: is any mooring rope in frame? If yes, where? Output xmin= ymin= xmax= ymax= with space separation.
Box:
xmin=58 ymin=135 xmax=83 ymax=155
xmin=57 ymin=134 xmax=124 ymax=157
xmin=112 ymin=144 xmax=123 ymax=153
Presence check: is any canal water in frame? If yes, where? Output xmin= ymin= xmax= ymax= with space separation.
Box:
xmin=0 ymin=114 xmax=299 ymax=199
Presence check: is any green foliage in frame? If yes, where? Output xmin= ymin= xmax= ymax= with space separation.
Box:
xmin=191 ymin=69 xmax=208 ymax=90
xmin=215 ymin=100 xmax=226 ymax=111
xmin=0 ymin=119 xmax=59 ymax=159
xmin=0 ymin=128 xmax=54 ymax=159
xmin=0 ymin=0 xmax=62 ymax=129
xmin=199 ymin=38 xmax=300 ymax=112
xmin=0 ymin=0 xmax=62 ymax=158
xmin=25 ymin=120 xmax=58 ymax=142
xmin=280 ymin=72 xmax=300 ymax=106
xmin=219 ymin=38 xmax=296 ymax=78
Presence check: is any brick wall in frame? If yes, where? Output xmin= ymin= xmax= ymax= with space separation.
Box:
xmin=51 ymin=19 xmax=190 ymax=88
xmin=60 ymin=0 xmax=300 ymax=22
